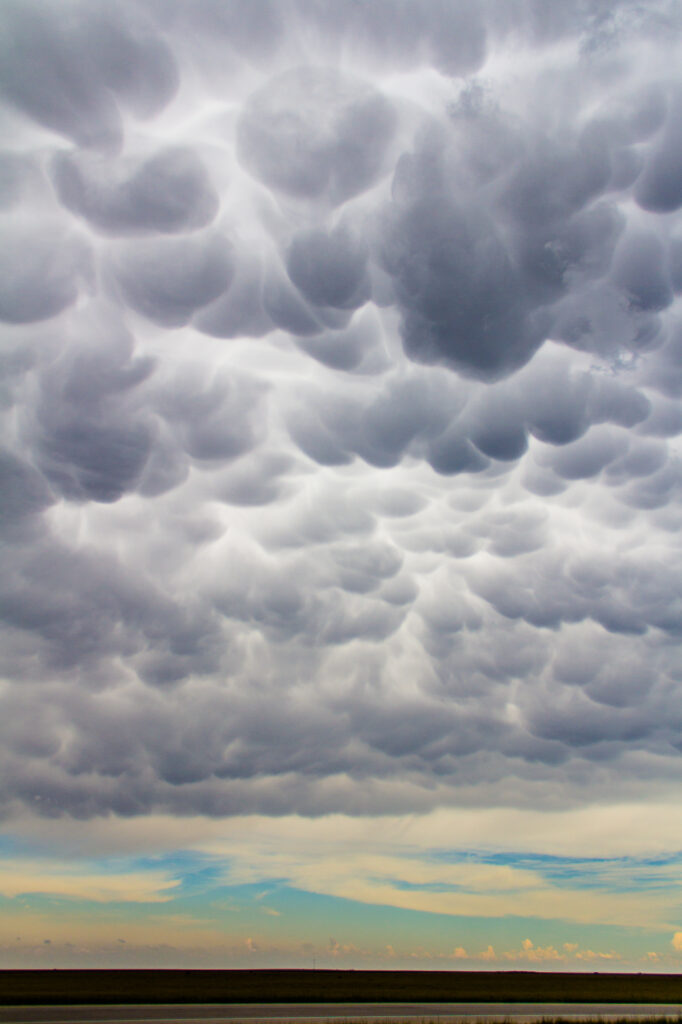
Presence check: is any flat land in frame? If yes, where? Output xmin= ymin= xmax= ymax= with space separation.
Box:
xmin=2 ymin=1003 xmax=682 ymax=1024
xmin=1 ymin=972 xmax=682 ymax=1007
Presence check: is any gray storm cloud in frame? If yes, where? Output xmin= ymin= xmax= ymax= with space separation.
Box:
xmin=1 ymin=0 xmax=682 ymax=821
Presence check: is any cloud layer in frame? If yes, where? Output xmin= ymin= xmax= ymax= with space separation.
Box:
xmin=1 ymin=0 xmax=682 ymax=827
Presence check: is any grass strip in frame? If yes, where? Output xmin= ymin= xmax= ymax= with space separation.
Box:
xmin=1 ymin=970 xmax=682 ymax=1006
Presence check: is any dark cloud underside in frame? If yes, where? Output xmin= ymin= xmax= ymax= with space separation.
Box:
xmin=1 ymin=0 xmax=682 ymax=821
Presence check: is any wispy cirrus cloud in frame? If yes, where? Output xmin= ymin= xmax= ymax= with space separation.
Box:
xmin=0 ymin=860 xmax=179 ymax=903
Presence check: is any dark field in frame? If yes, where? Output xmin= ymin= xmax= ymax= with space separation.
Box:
xmin=2 ymin=1012 xmax=682 ymax=1024
xmin=1 ymin=971 xmax=682 ymax=1006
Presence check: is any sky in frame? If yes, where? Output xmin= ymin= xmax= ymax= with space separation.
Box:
xmin=1 ymin=0 xmax=682 ymax=972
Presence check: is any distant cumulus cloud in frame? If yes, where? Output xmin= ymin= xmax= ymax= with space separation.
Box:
xmin=1 ymin=0 xmax=682 ymax=828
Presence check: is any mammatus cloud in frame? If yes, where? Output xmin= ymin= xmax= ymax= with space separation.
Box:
xmin=1 ymin=0 xmax=682 ymax=857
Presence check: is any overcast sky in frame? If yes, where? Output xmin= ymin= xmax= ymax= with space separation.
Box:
xmin=2 ymin=0 xmax=682 ymax=971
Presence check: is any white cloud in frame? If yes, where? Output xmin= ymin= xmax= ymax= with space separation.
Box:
xmin=0 ymin=861 xmax=179 ymax=903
